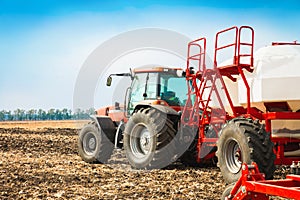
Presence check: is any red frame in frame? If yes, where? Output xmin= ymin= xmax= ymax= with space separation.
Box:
xmin=226 ymin=163 xmax=300 ymax=200
xmin=182 ymin=25 xmax=300 ymax=165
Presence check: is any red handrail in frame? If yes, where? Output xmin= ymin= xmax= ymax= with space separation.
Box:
xmin=187 ymin=37 xmax=206 ymax=73
xmin=214 ymin=26 xmax=254 ymax=68
xmin=214 ymin=26 xmax=238 ymax=67
xmin=238 ymin=26 xmax=254 ymax=66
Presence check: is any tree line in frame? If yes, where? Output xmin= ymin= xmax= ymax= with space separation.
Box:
xmin=0 ymin=108 xmax=95 ymax=121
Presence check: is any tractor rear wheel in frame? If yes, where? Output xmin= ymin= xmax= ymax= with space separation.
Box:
xmin=216 ymin=118 xmax=275 ymax=184
xmin=178 ymin=126 xmax=199 ymax=166
xmin=180 ymin=126 xmax=217 ymax=167
xmin=180 ymin=139 xmax=199 ymax=166
xmin=124 ymin=108 xmax=176 ymax=169
xmin=78 ymin=122 xmax=114 ymax=163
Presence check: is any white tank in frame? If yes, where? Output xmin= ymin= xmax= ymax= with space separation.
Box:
xmin=223 ymin=44 xmax=300 ymax=113
xmin=222 ymin=44 xmax=300 ymax=142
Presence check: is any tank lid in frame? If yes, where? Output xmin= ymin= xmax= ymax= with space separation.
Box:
xmin=272 ymin=41 xmax=300 ymax=46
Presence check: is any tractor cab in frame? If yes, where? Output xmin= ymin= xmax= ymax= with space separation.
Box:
xmin=105 ymin=66 xmax=188 ymax=117
xmin=126 ymin=67 xmax=187 ymax=114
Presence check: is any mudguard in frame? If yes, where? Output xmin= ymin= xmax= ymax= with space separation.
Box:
xmin=134 ymin=104 xmax=179 ymax=116
xmin=90 ymin=115 xmax=116 ymax=143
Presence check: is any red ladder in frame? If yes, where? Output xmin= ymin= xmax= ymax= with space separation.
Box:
xmin=182 ymin=38 xmax=207 ymax=127
xmin=181 ymin=26 xmax=255 ymax=162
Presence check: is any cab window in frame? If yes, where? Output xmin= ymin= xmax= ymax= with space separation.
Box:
xmin=160 ymin=74 xmax=187 ymax=106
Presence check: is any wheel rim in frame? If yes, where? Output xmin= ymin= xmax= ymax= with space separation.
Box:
xmin=130 ymin=123 xmax=152 ymax=158
xmin=224 ymin=139 xmax=242 ymax=174
xmin=83 ymin=132 xmax=97 ymax=155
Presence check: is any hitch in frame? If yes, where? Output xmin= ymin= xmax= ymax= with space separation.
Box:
xmin=223 ymin=162 xmax=300 ymax=200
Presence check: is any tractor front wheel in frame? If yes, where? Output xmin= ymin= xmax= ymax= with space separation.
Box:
xmin=78 ymin=122 xmax=114 ymax=163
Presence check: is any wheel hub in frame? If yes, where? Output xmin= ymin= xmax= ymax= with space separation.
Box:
xmin=83 ymin=132 xmax=97 ymax=155
xmin=224 ymin=139 xmax=242 ymax=174
xmin=88 ymin=138 xmax=96 ymax=149
xmin=130 ymin=124 xmax=152 ymax=157
xmin=139 ymin=129 xmax=150 ymax=154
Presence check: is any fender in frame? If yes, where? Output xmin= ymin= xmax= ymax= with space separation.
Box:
xmin=134 ymin=104 xmax=179 ymax=116
xmin=90 ymin=115 xmax=116 ymax=143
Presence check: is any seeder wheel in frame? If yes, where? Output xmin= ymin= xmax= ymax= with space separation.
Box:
xmin=216 ymin=117 xmax=276 ymax=183
xmin=221 ymin=183 xmax=235 ymax=200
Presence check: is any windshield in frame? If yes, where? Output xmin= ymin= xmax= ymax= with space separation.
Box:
xmin=128 ymin=73 xmax=158 ymax=113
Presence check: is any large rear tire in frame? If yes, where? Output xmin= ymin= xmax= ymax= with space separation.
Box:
xmin=216 ymin=118 xmax=275 ymax=184
xmin=180 ymin=138 xmax=199 ymax=166
xmin=78 ymin=122 xmax=114 ymax=163
xmin=124 ymin=108 xmax=177 ymax=169
xmin=180 ymin=125 xmax=217 ymax=166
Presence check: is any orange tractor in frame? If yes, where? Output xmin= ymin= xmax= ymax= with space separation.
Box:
xmin=78 ymin=25 xmax=300 ymax=185
xmin=78 ymin=66 xmax=189 ymax=169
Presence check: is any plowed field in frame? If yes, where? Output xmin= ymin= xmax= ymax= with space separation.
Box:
xmin=0 ymin=121 xmax=289 ymax=199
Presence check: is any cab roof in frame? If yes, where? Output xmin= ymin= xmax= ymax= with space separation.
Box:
xmin=133 ymin=66 xmax=183 ymax=73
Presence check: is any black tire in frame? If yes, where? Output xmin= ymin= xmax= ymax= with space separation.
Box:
xmin=180 ymin=126 xmax=217 ymax=167
xmin=221 ymin=183 xmax=235 ymax=200
xmin=179 ymin=126 xmax=199 ymax=166
xmin=78 ymin=122 xmax=114 ymax=163
xmin=124 ymin=108 xmax=177 ymax=169
xmin=216 ymin=117 xmax=276 ymax=184
xmin=180 ymin=139 xmax=199 ymax=166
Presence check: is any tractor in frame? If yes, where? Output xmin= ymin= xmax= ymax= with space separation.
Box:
xmin=78 ymin=66 xmax=191 ymax=169
xmin=78 ymin=25 xmax=300 ymax=185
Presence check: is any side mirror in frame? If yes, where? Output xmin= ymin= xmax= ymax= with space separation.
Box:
xmin=106 ymin=76 xmax=112 ymax=86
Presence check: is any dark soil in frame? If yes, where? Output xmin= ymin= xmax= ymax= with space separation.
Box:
xmin=0 ymin=128 xmax=290 ymax=199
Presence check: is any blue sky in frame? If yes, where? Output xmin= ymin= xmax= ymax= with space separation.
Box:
xmin=1 ymin=0 xmax=300 ymax=110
